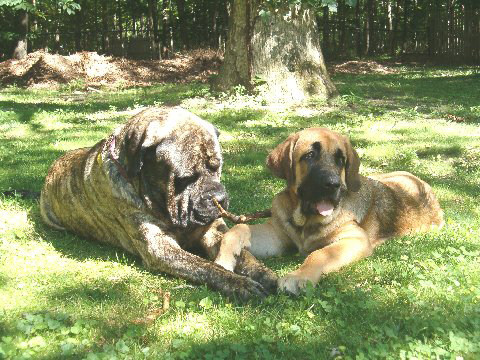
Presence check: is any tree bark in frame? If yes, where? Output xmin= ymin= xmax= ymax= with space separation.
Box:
xmin=12 ymin=8 xmax=29 ymax=59
xmin=322 ymin=6 xmax=330 ymax=59
xmin=338 ymin=0 xmax=346 ymax=57
xmin=365 ymin=0 xmax=375 ymax=55
xmin=74 ymin=0 xmax=83 ymax=52
xmin=148 ymin=0 xmax=160 ymax=58
xmin=355 ymin=0 xmax=362 ymax=57
xmin=401 ymin=0 xmax=408 ymax=54
xmin=161 ymin=0 xmax=171 ymax=58
xmin=215 ymin=1 xmax=337 ymax=103
xmin=176 ymin=0 xmax=188 ymax=49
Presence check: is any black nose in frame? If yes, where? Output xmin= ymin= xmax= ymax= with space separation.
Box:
xmin=201 ymin=182 xmax=229 ymax=210
xmin=298 ymin=167 xmax=342 ymax=201
xmin=212 ymin=186 xmax=229 ymax=210
xmin=323 ymin=174 xmax=341 ymax=191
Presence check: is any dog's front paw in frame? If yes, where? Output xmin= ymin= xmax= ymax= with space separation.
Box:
xmin=220 ymin=273 xmax=268 ymax=302
xmin=278 ymin=272 xmax=312 ymax=296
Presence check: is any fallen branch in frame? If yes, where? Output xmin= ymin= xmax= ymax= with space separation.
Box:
xmin=213 ymin=198 xmax=272 ymax=224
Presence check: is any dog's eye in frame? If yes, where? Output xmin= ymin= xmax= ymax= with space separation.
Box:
xmin=174 ymin=174 xmax=198 ymax=194
xmin=335 ymin=150 xmax=345 ymax=166
xmin=207 ymin=157 xmax=220 ymax=172
xmin=303 ymin=151 xmax=316 ymax=160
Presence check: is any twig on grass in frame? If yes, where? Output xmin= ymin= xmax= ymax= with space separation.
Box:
xmin=133 ymin=291 xmax=171 ymax=324
xmin=212 ymin=198 xmax=272 ymax=224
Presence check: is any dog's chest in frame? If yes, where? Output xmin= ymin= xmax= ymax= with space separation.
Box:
xmin=288 ymin=221 xmax=335 ymax=255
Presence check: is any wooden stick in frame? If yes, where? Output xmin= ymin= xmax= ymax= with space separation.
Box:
xmin=213 ymin=198 xmax=272 ymax=224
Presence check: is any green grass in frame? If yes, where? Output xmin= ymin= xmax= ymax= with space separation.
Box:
xmin=1 ymin=65 xmax=479 ymax=359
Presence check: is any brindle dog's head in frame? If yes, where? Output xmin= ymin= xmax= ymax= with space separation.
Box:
xmin=267 ymin=128 xmax=360 ymax=224
xmin=121 ymin=107 xmax=228 ymax=229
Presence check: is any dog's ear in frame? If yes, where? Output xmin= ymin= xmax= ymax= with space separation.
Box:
xmin=266 ymin=133 xmax=299 ymax=186
xmin=124 ymin=119 xmax=167 ymax=179
xmin=344 ymin=135 xmax=361 ymax=192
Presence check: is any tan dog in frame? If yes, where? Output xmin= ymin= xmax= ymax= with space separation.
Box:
xmin=215 ymin=127 xmax=444 ymax=295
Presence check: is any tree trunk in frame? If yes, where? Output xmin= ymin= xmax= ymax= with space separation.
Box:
xmin=338 ymin=0 xmax=347 ymax=57
xmin=391 ymin=0 xmax=399 ymax=55
xmin=12 ymin=8 xmax=29 ymax=59
xmin=118 ymin=0 xmax=124 ymax=56
xmin=101 ymin=1 xmax=108 ymax=53
xmin=387 ymin=0 xmax=393 ymax=53
xmin=74 ymin=0 xmax=83 ymax=52
xmin=364 ymin=0 xmax=370 ymax=55
xmin=401 ymin=0 xmax=408 ymax=54
xmin=322 ymin=6 xmax=330 ymax=59
xmin=161 ymin=0 xmax=171 ymax=57
xmin=176 ymin=0 xmax=188 ymax=49
xmin=148 ymin=0 xmax=160 ymax=58
xmin=215 ymin=1 xmax=337 ymax=103
xmin=355 ymin=0 xmax=362 ymax=57
xmin=366 ymin=0 xmax=375 ymax=55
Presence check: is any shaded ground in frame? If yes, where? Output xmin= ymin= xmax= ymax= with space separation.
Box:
xmin=0 ymin=50 xmax=408 ymax=89
xmin=0 ymin=49 xmax=222 ymax=89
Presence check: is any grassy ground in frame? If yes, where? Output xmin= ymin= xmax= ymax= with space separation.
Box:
xmin=1 ymin=65 xmax=479 ymax=359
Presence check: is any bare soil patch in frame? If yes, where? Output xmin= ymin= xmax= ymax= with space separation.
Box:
xmin=329 ymin=60 xmax=398 ymax=75
xmin=0 ymin=49 xmax=222 ymax=89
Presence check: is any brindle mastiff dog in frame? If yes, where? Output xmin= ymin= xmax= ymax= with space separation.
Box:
xmin=215 ymin=127 xmax=444 ymax=295
xmin=41 ymin=107 xmax=277 ymax=300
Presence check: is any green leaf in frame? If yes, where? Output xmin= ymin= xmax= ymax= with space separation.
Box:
xmin=115 ymin=339 xmax=130 ymax=353
xmin=28 ymin=335 xmax=46 ymax=348
xmin=199 ymin=297 xmax=213 ymax=309
xmin=70 ymin=324 xmax=81 ymax=334
xmin=172 ymin=338 xmax=184 ymax=349
xmin=61 ymin=342 xmax=75 ymax=355
xmin=175 ymin=300 xmax=186 ymax=308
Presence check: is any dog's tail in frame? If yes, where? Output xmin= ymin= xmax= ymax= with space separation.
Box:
xmin=2 ymin=190 xmax=41 ymax=199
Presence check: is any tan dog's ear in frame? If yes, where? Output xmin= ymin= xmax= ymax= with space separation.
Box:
xmin=344 ymin=136 xmax=361 ymax=192
xmin=266 ymin=133 xmax=299 ymax=186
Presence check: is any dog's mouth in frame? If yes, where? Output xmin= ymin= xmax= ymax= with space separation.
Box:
xmin=175 ymin=191 xmax=228 ymax=228
xmin=315 ymin=200 xmax=335 ymax=217
xmin=301 ymin=199 xmax=338 ymax=217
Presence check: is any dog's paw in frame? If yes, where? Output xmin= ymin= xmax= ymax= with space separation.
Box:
xmin=222 ymin=274 xmax=268 ymax=302
xmin=278 ymin=272 xmax=312 ymax=296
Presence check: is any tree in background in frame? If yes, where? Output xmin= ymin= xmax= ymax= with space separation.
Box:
xmin=0 ymin=0 xmax=478 ymax=63
xmin=1 ymin=0 xmax=34 ymax=59
xmin=215 ymin=0 xmax=339 ymax=102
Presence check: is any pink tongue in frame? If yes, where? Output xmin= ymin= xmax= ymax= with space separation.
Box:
xmin=316 ymin=201 xmax=334 ymax=216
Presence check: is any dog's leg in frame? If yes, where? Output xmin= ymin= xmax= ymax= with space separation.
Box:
xmin=215 ymin=222 xmax=289 ymax=270
xmin=234 ymin=250 xmax=278 ymax=294
xmin=134 ymin=220 xmax=268 ymax=301
xmin=279 ymin=222 xmax=373 ymax=295
xmin=215 ymin=222 xmax=289 ymax=293
xmin=199 ymin=218 xmax=229 ymax=260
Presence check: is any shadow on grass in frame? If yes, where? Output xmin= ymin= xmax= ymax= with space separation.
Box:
xmin=334 ymin=71 xmax=480 ymax=123
xmin=0 ymin=82 xmax=208 ymax=123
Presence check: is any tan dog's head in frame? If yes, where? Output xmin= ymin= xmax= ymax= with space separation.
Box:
xmin=267 ymin=128 xmax=360 ymax=221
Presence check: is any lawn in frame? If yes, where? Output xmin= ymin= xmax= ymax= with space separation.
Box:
xmin=0 ymin=65 xmax=479 ymax=359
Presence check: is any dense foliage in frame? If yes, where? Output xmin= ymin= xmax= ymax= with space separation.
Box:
xmin=0 ymin=0 xmax=479 ymax=62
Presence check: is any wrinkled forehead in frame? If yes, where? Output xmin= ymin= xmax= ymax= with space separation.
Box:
xmin=153 ymin=108 xmax=221 ymax=174
xmin=172 ymin=117 xmax=220 ymax=157
xmin=146 ymin=108 xmax=220 ymax=151
xmin=295 ymin=128 xmax=344 ymax=154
